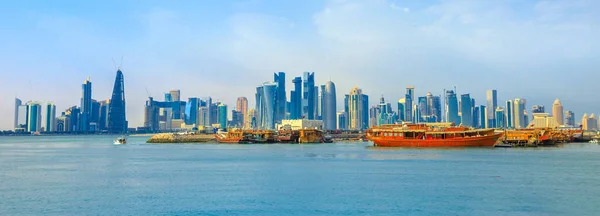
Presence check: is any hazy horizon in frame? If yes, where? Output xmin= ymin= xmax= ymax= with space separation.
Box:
xmin=1 ymin=0 xmax=598 ymax=130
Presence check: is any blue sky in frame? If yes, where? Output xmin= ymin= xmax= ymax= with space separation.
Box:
xmin=1 ymin=0 xmax=598 ymax=129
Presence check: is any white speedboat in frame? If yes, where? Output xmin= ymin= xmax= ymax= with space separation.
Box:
xmin=589 ymin=139 xmax=598 ymax=144
xmin=114 ymin=136 xmax=127 ymax=145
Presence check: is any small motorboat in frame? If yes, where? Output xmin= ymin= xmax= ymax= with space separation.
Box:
xmin=114 ymin=136 xmax=127 ymax=145
xmin=323 ymin=135 xmax=334 ymax=143
xmin=589 ymin=139 xmax=598 ymax=144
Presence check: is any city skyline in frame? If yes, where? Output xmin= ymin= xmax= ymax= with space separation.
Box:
xmin=1 ymin=0 xmax=599 ymax=130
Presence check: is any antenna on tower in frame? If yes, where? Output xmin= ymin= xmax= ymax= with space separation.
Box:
xmin=119 ymin=56 xmax=124 ymax=70
xmin=111 ymin=58 xmax=118 ymax=71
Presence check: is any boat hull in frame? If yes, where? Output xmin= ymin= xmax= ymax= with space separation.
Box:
xmin=371 ymin=133 xmax=503 ymax=147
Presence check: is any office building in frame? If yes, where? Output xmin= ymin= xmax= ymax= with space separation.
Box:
xmin=495 ymin=107 xmax=505 ymax=128
xmin=478 ymin=105 xmax=486 ymax=128
xmin=236 ymin=97 xmax=248 ymax=124
xmin=532 ymin=105 xmax=545 ymax=113
xmin=565 ymin=110 xmax=575 ymax=126
xmin=397 ymin=98 xmax=405 ymax=122
xmin=460 ymin=94 xmax=473 ymax=127
xmin=218 ymin=103 xmax=227 ymax=129
xmin=405 ymin=86 xmax=414 ymax=122
xmin=426 ymin=93 xmax=441 ymax=122
xmin=81 ymin=77 xmax=92 ymax=131
xmin=45 ymin=102 xmax=56 ymax=132
xmin=185 ymin=98 xmax=199 ymax=125
xmin=529 ymin=113 xmax=561 ymax=128
xmin=472 ymin=106 xmax=479 ymax=128
xmin=506 ymin=100 xmax=513 ymax=128
xmin=65 ymin=106 xmax=80 ymax=131
xmin=302 ymin=72 xmax=316 ymax=119
xmin=169 ymin=90 xmax=181 ymax=102
xmin=14 ymin=98 xmax=21 ymax=129
xmin=27 ymin=102 xmax=42 ymax=133
xmin=164 ymin=93 xmax=173 ymax=102
xmin=256 ymin=82 xmax=278 ymax=129
xmin=348 ymin=87 xmax=366 ymax=130
xmin=553 ymin=99 xmax=564 ymax=125
xmin=486 ymin=90 xmax=497 ymax=128
xmin=290 ymin=77 xmax=302 ymax=119
xmin=16 ymin=103 xmax=28 ymax=131
xmin=108 ymin=70 xmax=128 ymax=133
xmin=445 ymin=90 xmax=460 ymax=125
xmin=198 ymin=106 xmax=210 ymax=127
xmin=99 ymin=100 xmax=110 ymax=131
xmin=582 ymin=114 xmax=598 ymax=130
xmin=323 ymin=81 xmax=337 ymax=130
xmin=370 ymin=105 xmax=381 ymax=127
xmin=274 ymin=72 xmax=286 ymax=123
xmin=513 ymin=98 xmax=526 ymax=128
xmin=337 ymin=111 xmax=347 ymax=130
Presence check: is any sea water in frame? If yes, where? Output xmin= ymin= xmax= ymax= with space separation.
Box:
xmin=1 ymin=135 xmax=599 ymax=215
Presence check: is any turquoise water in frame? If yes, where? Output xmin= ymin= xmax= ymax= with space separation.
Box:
xmin=1 ymin=136 xmax=599 ymax=215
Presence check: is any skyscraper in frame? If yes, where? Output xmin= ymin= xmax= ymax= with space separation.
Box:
xmin=218 ymin=103 xmax=227 ymax=129
xmin=45 ymin=102 xmax=56 ymax=132
xmin=81 ymin=77 xmax=92 ymax=131
xmin=513 ymin=98 xmax=525 ymax=129
xmin=164 ymin=93 xmax=173 ymax=102
xmin=478 ymin=105 xmax=486 ymax=128
xmin=290 ymin=77 xmax=302 ymax=119
xmin=185 ymin=98 xmax=199 ymax=125
xmin=302 ymin=72 xmax=315 ymax=119
xmin=553 ymin=99 xmax=564 ymax=125
xmin=486 ymin=90 xmax=497 ymax=128
xmin=445 ymin=90 xmax=460 ymax=125
xmin=169 ymin=90 xmax=181 ymax=102
xmin=362 ymin=94 xmax=369 ymax=130
xmin=427 ymin=93 xmax=441 ymax=122
xmin=565 ymin=110 xmax=575 ymax=126
xmin=336 ymin=111 xmax=347 ymax=130
xmin=460 ymin=94 xmax=472 ymax=127
xmin=506 ymin=100 xmax=513 ymax=128
xmin=348 ymin=87 xmax=365 ymax=130
xmin=274 ymin=72 xmax=286 ymax=123
xmin=236 ymin=97 xmax=248 ymax=125
xmin=323 ymin=81 xmax=337 ymax=130
xmin=14 ymin=98 xmax=21 ymax=129
xmin=495 ymin=107 xmax=505 ymax=128
xmin=256 ymin=82 xmax=278 ymax=129
xmin=16 ymin=103 xmax=28 ymax=131
xmin=318 ymin=85 xmax=325 ymax=120
xmin=397 ymin=98 xmax=405 ymax=122
xmin=99 ymin=100 xmax=110 ymax=131
xmin=27 ymin=102 xmax=42 ymax=133
xmin=417 ymin=96 xmax=427 ymax=122
xmin=405 ymin=86 xmax=414 ymax=122
xmin=108 ymin=70 xmax=127 ymax=133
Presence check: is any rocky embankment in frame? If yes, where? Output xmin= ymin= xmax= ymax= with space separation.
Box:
xmin=146 ymin=133 xmax=215 ymax=143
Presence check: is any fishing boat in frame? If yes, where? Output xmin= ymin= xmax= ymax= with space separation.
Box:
xmin=277 ymin=130 xmax=300 ymax=143
xmin=366 ymin=123 xmax=503 ymax=147
xmin=215 ymin=129 xmax=247 ymax=143
xmin=113 ymin=136 xmax=127 ymax=145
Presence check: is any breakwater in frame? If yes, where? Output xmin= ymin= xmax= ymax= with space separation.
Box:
xmin=146 ymin=133 xmax=215 ymax=143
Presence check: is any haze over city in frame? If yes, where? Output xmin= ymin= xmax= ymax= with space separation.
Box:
xmin=1 ymin=0 xmax=598 ymax=130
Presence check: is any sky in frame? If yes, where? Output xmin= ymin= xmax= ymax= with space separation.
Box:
xmin=0 ymin=0 xmax=598 ymax=130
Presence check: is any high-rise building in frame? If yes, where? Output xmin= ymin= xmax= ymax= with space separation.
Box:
xmin=185 ymin=98 xmax=199 ymax=125
xmin=14 ymin=98 xmax=21 ymax=129
xmin=99 ymin=100 xmax=110 ymax=131
xmin=256 ymin=82 xmax=278 ymax=129
xmin=164 ymin=93 xmax=173 ymax=102
xmin=336 ymin=111 xmax=348 ymax=130
xmin=445 ymin=90 xmax=460 ymax=125
xmin=45 ymin=102 xmax=56 ymax=132
xmin=486 ymin=90 xmax=497 ymax=128
xmin=81 ymin=77 xmax=92 ymax=131
xmin=318 ymin=85 xmax=325 ymax=120
xmin=565 ymin=110 xmax=575 ymax=126
xmin=236 ymin=97 xmax=248 ymax=124
xmin=460 ymin=94 xmax=472 ymax=127
xmin=405 ymin=86 xmax=414 ymax=122
xmin=553 ymin=99 xmax=564 ymax=125
xmin=369 ymin=105 xmax=381 ymax=127
xmin=478 ymin=105 xmax=486 ymax=128
xmin=302 ymin=72 xmax=315 ymax=119
xmin=108 ymin=70 xmax=127 ymax=133
xmin=506 ymin=100 xmax=513 ymax=128
xmin=246 ymin=109 xmax=257 ymax=129
xmin=495 ymin=107 xmax=505 ymax=128
xmin=582 ymin=114 xmax=598 ymax=130
xmin=169 ymin=90 xmax=181 ymax=102
xmin=218 ymin=103 xmax=227 ymax=129
xmin=397 ymin=98 xmax=405 ymax=122
xmin=427 ymin=93 xmax=441 ymax=122
xmin=513 ymin=98 xmax=526 ymax=129
xmin=65 ymin=106 xmax=81 ymax=131
xmin=90 ymin=100 xmax=100 ymax=131
xmin=348 ymin=87 xmax=366 ymax=130
xmin=56 ymin=116 xmax=66 ymax=132
xmin=323 ymin=81 xmax=337 ymax=130
xmin=290 ymin=77 xmax=302 ymax=119
xmin=362 ymin=95 xmax=369 ymax=130
xmin=16 ymin=103 xmax=28 ymax=131
xmin=532 ymin=105 xmax=545 ymax=113
xmin=472 ymin=106 xmax=479 ymax=128
xmin=274 ymin=72 xmax=286 ymax=123
xmin=198 ymin=106 xmax=210 ymax=127
xmin=27 ymin=102 xmax=42 ymax=133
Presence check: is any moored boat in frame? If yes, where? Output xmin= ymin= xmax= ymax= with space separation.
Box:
xmin=366 ymin=123 xmax=503 ymax=147
xmin=215 ymin=129 xmax=247 ymax=143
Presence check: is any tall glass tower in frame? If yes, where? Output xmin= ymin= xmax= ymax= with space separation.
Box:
xmin=303 ymin=72 xmax=315 ymax=119
xmin=108 ymin=70 xmax=127 ymax=133
xmin=290 ymin=77 xmax=302 ymax=119
xmin=460 ymin=94 xmax=472 ymax=127
xmin=445 ymin=90 xmax=460 ymax=125
xmin=274 ymin=72 xmax=286 ymax=123
xmin=81 ymin=78 xmax=92 ymax=131
xmin=323 ymin=81 xmax=337 ymax=130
